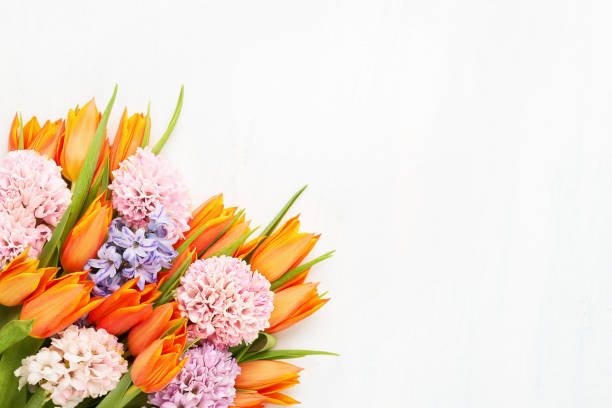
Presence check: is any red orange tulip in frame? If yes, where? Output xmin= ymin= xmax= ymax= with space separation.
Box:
xmin=127 ymin=301 xmax=186 ymax=356
xmin=88 ymin=278 xmax=160 ymax=335
xmin=267 ymin=282 xmax=329 ymax=333
xmin=232 ymin=360 xmax=302 ymax=407
xmin=176 ymin=194 xmax=239 ymax=255
xmin=0 ymin=249 xmax=58 ymax=307
xmin=131 ymin=334 xmax=188 ymax=393
xmin=249 ymin=215 xmax=319 ymax=282
xmin=109 ymin=108 xmax=146 ymax=173
xmin=57 ymin=99 xmax=102 ymax=181
xmin=61 ymin=193 xmax=112 ymax=272
xmin=21 ymin=271 xmax=103 ymax=338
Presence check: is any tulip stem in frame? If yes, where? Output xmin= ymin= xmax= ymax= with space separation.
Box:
xmin=24 ymin=387 xmax=48 ymax=408
xmin=119 ymin=385 xmax=141 ymax=407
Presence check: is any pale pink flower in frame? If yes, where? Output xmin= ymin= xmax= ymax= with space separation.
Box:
xmin=14 ymin=325 xmax=127 ymax=408
xmin=177 ymin=256 xmax=274 ymax=348
xmin=0 ymin=150 xmax=71 ymax=265
xmin=109 ymin=147 xmax=191 ymax=240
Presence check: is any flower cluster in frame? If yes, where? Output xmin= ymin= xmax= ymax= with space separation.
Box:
xmin=1 ymin=92 xmax=333 ymax=408
xmin=177 ymin=256 xmax=274 ymax=348
xmin=88 ymin=207 xmax=178 ymax=296
xmin=149 ymin=342 xmax=241 ymax=408
xmin=14 ymin=325 xmax=127 ymax=408
xmin=110 ymin=147 xmax=191 ymax=241
xmin=0 ymin=150 xmax=71 ymax=265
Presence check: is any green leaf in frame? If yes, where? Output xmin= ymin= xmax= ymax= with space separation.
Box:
xmin=62 ymin=85 xmax=118 ymax=241
xmin=199 ymin=209 xmax=245 ymax=258
xmin=248 ymin=332 xmax=277 ymax=353
xmin=155 ymin=253 xmax=194 ymax=306
xmin=25 ymin=387 xmax=48 ymax=408
xmin=38 ymin=206 xmax=72 ymax=267
xmin=244 ymin=185 xmax=307 ymax=263
xmin=211 ymin=227 xmax=259 ymax=258
xmin=0 ymin=305 xmax=21 ymax=328
xmin=18 ymin=113 xmax=24 ymax=150
xmin=119 ymin=385 xmax=142 ymax=408
xmin=97 ymin=370 xmax=132 ymax=408
xmin=0 ymin=319 xmax=33 ymax=354
xmin=160 ymin=318 xmax=186 ymax=338
xmin=152 ymin=85 xmax=184 ymax=154
xmin=81 ymin=157 xmax=109 ymax=217
xmin=0 ymin=337 xmax=44 ymax=407
xmin=142 ymin=101 xmax=151 ymax=148
xmin=239 ymin=349 xmax=339 ymax=363
xmin=270 ymin=250 xmax=335 ymax=291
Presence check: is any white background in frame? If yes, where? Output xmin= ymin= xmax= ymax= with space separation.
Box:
xmin=0 ymin=1 xmax=610 ymax=407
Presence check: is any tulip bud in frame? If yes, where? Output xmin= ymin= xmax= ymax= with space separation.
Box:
xmin=58 ymin=99 xmax=101 ymax=181
xmin=0 ymin=249 xmax=58 ymax=306
xmin=127 ymin=301 xmax=186 ymax=356
xmin=109 ymin=108 xmax=146 ymax=173
xmin=233 ymin=360 xmax=302 ymax=407
xmin=250 ymin=215 xmax=319 ymax=282
xmin=61 ymin=193 xmax=112 ymax=272
xmin=21 ymin=271 xmax=103 ymax=338
xmin=88 ymin=278 xmax=160 ymax=335
xmin=267 ymin=282 xmax=329 ymax=333
xmin=131 ymin=334 xmax=188 ymax=393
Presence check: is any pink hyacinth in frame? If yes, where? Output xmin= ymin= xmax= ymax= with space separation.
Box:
xmin=109 ymin=147 xmax=191 ymax=240
xmin=0 ymin=150 xmax=71 ymax=265
xmin=148 ymin=342 xmax=240 ymax=408
xmin=14 ymin=325 xmax=127 ymax=408
xmin=177 ymin=256 xmax=274 ymax=348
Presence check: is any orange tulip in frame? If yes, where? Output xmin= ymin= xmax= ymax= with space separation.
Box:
xmin=131 ymin=334 xmax=188 ymax=393
xmin=0 ymin=249 xmax=58 ymax=306
xmin=201 ymin=213 xmax=253 ymax=259
xmin=109 ymin=108 xmax=146 ymax=173
xmin=88 ymin=278 xmax=160 ymax=335
xmin=176 ymin=194 xmax=239 ymax=255
xmin=127 ymin=301 xmax=186 ymax=356
xmin=30 ymin=119 xmax=64 ymax=161
xmin=232 ymin=360 xmax=302 ymax=407
xmin=9 ymin=114 xmax=41 ymax=151
xmin=21 ymin=271 xmax=103 ymax=338
xmin=249 ymin=216 xmax=319 ymax=282
xmin=267 ymin=282 xmax=329 ymax=333
xmin=61 ymin=193 xmax=112 ymax=272
xmin=58 ymin=99 xmax=102 ymax=181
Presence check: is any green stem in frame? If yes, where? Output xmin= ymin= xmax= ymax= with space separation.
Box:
xmin=119 ymin=385 xmax=142 ymax=407
xmin=152 ymin=85 xmax=184 ymax=154
xmin=24 ymin=387 xmax=47 ymax=408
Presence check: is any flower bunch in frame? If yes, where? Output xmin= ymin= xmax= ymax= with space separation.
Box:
xmin=0 ymin=87 xmax=335 ymax=408
xmin=88 ymin=207 xmax=178 ymax=296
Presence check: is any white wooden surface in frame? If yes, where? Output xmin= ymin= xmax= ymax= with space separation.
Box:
xmin=1 ymin=1 xmax=611 ymax=406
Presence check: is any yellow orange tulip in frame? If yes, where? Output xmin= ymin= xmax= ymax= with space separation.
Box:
xmin=131 ymin=334 xmax=187 ymax=393
xmin=128 ymin=301 xmax=186 ymax=356
xmin=201 ymin=213 xmax=253 ymax=259
xmin=9 ymin=114 xmax=41 ymax=151
xmin=232 ymin=360 xmax=302 ymax=407
xmin=267 ymin=282 xmax=329 ymax=333
xmin=61 ymin=193 xmax=112 ymax=272
xmin=249 ymin=215 xmax=319 ymax=282
xmin=21 ymin=271 xmax=103 ymax=338
xmin=30 ymin=119 xmax=64 ymax=161
xmin=0 ymin=249 xmax=58 ymax=307
xmin=176 ymin=194 xmax=239 ymax=255
xmin=58 ymin=99 xmax=102 ymax=181
xmin=109 ymin=108 xmax=146 ymax=173
xmin=88 ymin=278 xmax=160 ymax=335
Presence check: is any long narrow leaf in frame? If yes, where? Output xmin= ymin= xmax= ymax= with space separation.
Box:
xmin=270 ymin=250 xmax=335 ymax=291
xmin=38 ymin=206 xmax=72 ymax=267
xmin=199 ymin=209 xmax=245 ymax=257
xmin=240 ymin=349 xmax=339 ymax=363
xmin=0 ymin=337 xmax=44 ymax=406
xmin=211 ymin=227 xmax=258 ymax=258
xmin=142 ymin=102 xmax=151 ymax=147
xmin=0 ymin=319 xmax=33 ymax=354
xmin=97 ymin=370 xmax=132 ymax=408
xmin=152 ymin=85 xmax=183 ymax=154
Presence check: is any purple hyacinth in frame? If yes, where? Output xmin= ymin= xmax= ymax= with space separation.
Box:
xmin=148 ymin=342 xmax=240 ymax=408
xmin=88 ymin=207 xmax=179 ymax=296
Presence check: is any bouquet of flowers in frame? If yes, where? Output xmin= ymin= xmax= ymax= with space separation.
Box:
xmin=0 ymin=86 xmax=336 ymax=408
